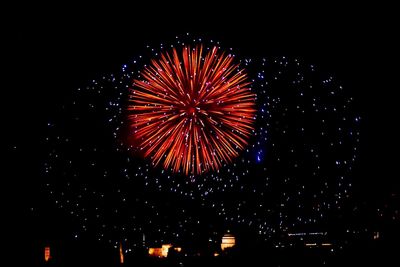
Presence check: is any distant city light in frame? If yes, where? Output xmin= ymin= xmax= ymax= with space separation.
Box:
xmin=44 ymin=246 xmax=50 ymax=262
xmin=221 ymin=233 xmax=236 ymax=251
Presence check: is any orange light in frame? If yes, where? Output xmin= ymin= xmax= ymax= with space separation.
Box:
xmin=148 ymin=244 xmax=173 ymax=258
xmin=148 ymin=247 xmax=163 ymax=257
xmin=174 ymin=247 xmax=182 ymax=252
xmin=221 ymin=233 xmax=236 ymax=251
xmin=305 ymin=243 xmax=317 ymax=247
xmin=119 ymin=243 xmax=124 ymax=264
xmin=161 ymin=244 xmax=172 ymax=257
xmin=148 ymin=248 xmax=155 ymax=255
xmin=214 ymin=252 xmax=220 ymax=257
xmin=44 ymin=246 xmax=50 ymax=262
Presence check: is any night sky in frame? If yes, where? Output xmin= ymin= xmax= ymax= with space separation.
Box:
xmin=5 ymin=6 xmax=399 ymax=266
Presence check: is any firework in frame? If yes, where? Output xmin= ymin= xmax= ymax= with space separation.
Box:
xmin=41 ymin=36 xmax=361 ymax=247
xmin=128 ymin=45 xmax=256 ymax=175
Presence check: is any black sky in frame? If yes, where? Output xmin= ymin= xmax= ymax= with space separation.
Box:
xmin=7 ymin=8 xmax=397 ymax=189
xmin=5 ymin=5 xmax=399 ymax=264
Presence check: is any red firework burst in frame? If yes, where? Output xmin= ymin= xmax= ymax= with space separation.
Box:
xmin=128 ymin=45 xmax=256 ymax=175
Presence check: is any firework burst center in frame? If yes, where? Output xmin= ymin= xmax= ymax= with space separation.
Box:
xmin=128 ymin=45 xmax=256 ymax=175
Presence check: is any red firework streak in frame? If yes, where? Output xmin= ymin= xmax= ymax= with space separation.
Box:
xmin=128 ymin=45 xmax=256 ymax=175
